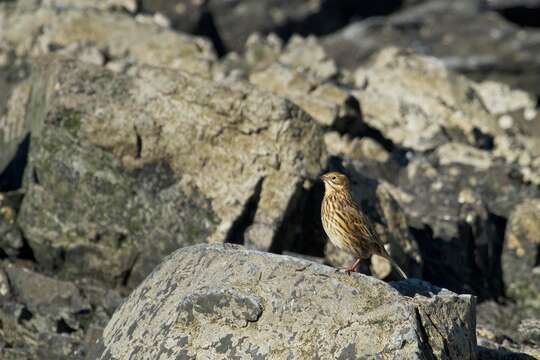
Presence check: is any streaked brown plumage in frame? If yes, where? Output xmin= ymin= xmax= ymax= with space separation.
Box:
xmin=321 ymin=171 xmax=407 ymax=278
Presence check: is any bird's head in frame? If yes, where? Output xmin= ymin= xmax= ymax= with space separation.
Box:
xmin=320 ymin=171 xmax=349 ymax=193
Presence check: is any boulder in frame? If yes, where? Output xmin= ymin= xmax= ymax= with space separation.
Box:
xmin=322 ymin=0 xmax=540 ymax=97
xmin=206 ymin=0 xmax=347 ymax=53
xmin=0 ymin=191 xmax=24 ymax=257
xmin=139 ymin=0 xmax=205 ymax=34
xmin=0 ymin=0 xmax=218 ymax=184
xmin=501 ymin=199 xmax=540 ymax=307
xmin=95 ymin=244 xmax=476 ymax=359
xmin=0 ymin=1 xmax=216 ymax=77
xmin=17 ymin=56 xmax=325 ymax=286
xmin=0 ymin=261 xmax=116 ymax=360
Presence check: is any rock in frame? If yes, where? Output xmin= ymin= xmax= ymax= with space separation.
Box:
xmin=0 ymin=262 xmax=89 ymax=359
xmin=325 ymin=132 xmax=388 ymax=161
xmin=502 ymin=199 xmax=540 ymax=308
xmin=476 ymin=301 xmax=540 ymax=359
xmin=0 ymin=266 xmax=10 ymax=300
xmin=0 ymin=82 xmax=31 ymax=186
xmin=42 ymin=0 xmax=138 ymax=12
xmin=436 ymin=143 xmax=493 ymax=171
xmin=139 ymin=0 xmax=204 ymax=33
xmin=487 ymin=0 xmax=540 ymax=10
xmin=0 ymin=261 xmax=124 ymax=359
xmin=249 ymin=63 xmax=358 ymax=128
xmin=471 ymin=81 xmax=536 ymax=116
xmin=0 ymin=192 xmax=24 ymax=257
xmin=223 ymin=34 xmax=361 ymax=130
xmin=0 ymin=1 xmax=216 ymax=77
xmin=322 ymin=0 xmax=540 ymax=97
xmin=349 ymin=47 xmax=540 ymax=185
xmin=17 ymin=56 xmax=324 ymax=286
xmin=4 ymin=263 xmax=90 ymax=323
xmin=519 ymin=319 xmax=540 ymax=347
xmin=0 ymin=0 xmax=218 ymax=188
xmin=95 ymin=244 xmax=476 ymax=359
xmin=207 ymin=0 xmax=343 ymax=53
xmin=351 ymin=47 xmax=501 ymax=152
xmin=278 ymin=35 xmax=339 ymax=81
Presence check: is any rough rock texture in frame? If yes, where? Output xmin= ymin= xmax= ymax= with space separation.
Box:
xmin=217 ymin=34 xmax=360 ymax=130
xmin=1 ymin=1 xmax=540 ymax=358
xmin=352 ymin=47 xmax=540 ymax=176
xmin=0 ymin=261 xmax=123 ymax=360
xmin=139 ymin=0 xmax=205 ymax=34
xmin=95 ymin=244 xmax=476 ymax=360
xmin=0 ymin=82 xmax=31 ymax=189
xmin=0 ymin=1 xmax=216 ymax=76
xmin=322 ymin=0 xmax=540 ymax=97
xmin=206 ymin=0 xmax=363 ymax=53
xmin=0 ymin=0 xmax=217 ymax=179
xmin=501 ymin=199 xmax=540 ymax=318
xmin=0 ymin=191 xmax=23 ymax=257
xmin=17 ymin=55 xmax=325 ymax=286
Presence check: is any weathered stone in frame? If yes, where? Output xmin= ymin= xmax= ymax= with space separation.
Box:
xmin=249 ymin=63 xmax=357 ymax=128
xmin=502 ymin=199 xmax=540 ymax=309
xmin=17 ymin=56 xmax=324 ymax=286
xmin=325 ymin=132 xmax=390 ymax=163
xmin=0 ymin=1 xmax=216 ymax=77
xmin=322 ymin=0 xmax=540 ymax=97
xmin=139 ymin=0 xmax=204 ymax=33
xmin=42 ymin=0 xmax=138 ymax=12
xmin=0 ymin=261 xmax=123 ymax=360
xmin=0 ymin=262 xmax=89 ymax=359
xmin=0 ymin=82 xmax=31 ymax=182
xmin=487 ymin=0 xmax=540 ymax=10
xmin=4 ymin=263 xmax=90 ymax=322
xmin=96 ymin=244 xmax=476 ymax=359
xmin=207 ymin=0 xmax=343 ymax=53
xmin=278 ymin=35 xmax=339 ymax=81
xmin=352 ymin=47 xmax=500 ymax=152
xmin=351 ymin=47 xmax=540 ymax=185
xmin=519 ymin=319 xmax=540 ymax=347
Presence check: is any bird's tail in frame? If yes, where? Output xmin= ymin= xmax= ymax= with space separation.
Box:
xmin=388 ymin=257 xmax=408 ymax=279
xmin=377 ymin=245 xmax=408 ymax=279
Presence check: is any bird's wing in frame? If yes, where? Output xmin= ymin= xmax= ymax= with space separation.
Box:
xmin=341 ymin=201 xmax=381 ymax=244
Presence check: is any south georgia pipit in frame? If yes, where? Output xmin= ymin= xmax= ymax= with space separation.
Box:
xmin=321 ymin=171 xmax=408 ymax=278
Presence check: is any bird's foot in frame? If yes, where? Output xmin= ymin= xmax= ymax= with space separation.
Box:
xmin=337 ymin=266 xmax=357 ymax=275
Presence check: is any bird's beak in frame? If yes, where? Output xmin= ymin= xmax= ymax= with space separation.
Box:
xmin=319 ymin=174 xmax=326 ymax=182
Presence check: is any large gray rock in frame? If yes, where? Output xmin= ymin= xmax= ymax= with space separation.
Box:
xmin=95 ymin=244 xmax=476 ymax=359
xmin=206 ymin=0 xmax=348 ymax=53
xmin=0 ymin=261 xmax=121 ymax=360
xmin=17 ymin=55 xmax=325 ymax=286
xmin=0 ymin=1 xmax=216 ymax=77
xmin=0 ymin=0 xmax=217 ymax=180
xmin=322 ymin=0 xmax=540 ymax=97
xmin=502 ymin=199 xmax=540 ymax=310
xmin=246 ymin=36 xmax=358 ymax=129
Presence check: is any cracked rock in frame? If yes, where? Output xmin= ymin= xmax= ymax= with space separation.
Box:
xmin=17 ymin=56 xmax=325 ymax=287
xmin=94 ymin=244 xmax=476 ymax=359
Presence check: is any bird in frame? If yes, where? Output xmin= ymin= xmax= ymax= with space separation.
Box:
xmin=320 ymin=171 xmax=407 ymax=278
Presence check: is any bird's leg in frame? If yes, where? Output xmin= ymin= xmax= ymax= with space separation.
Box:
xmin=338 ymin=258 xmax=362 ymax=275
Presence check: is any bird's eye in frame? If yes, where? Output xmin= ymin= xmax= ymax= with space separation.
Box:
xmin=331 ymin=176 xmax=336 ymax=180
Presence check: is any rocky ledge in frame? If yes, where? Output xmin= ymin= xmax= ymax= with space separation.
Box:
xmin=93 ymin=244 xmax=476 ymax=360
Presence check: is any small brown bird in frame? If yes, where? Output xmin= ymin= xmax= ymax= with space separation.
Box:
xmin=321 ymin=171 xmax=407 ymax=278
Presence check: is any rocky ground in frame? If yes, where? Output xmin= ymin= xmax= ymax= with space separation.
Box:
xmin=0 ymin=0 xmax=539 ymax=359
